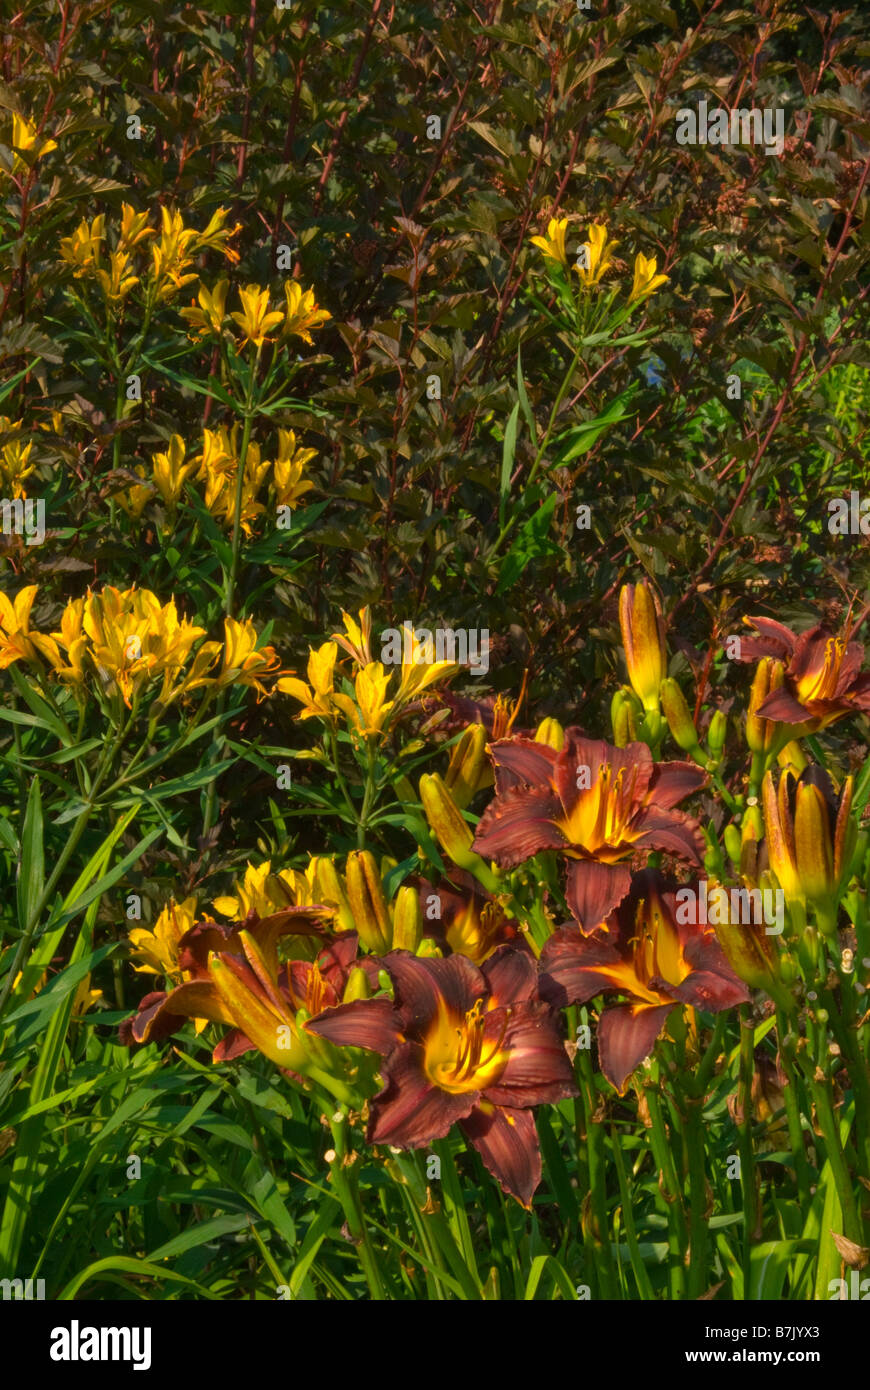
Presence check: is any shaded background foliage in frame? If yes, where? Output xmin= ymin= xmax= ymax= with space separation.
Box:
xmin=2 ymin=0 xmax=869 ymax=876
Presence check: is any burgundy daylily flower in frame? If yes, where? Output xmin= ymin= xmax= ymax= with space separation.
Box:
xmin=471 ymin=729 xmax=707 ymax=933
xmin=413 ymin=870 xmax=524 ymax=963
xmin=305 ymin=946 xmax=577 ymax=1207
xmin=736 ymin=615 xmax=870 ymax=730
xmin=540 ymin=871 xmax=749 ymax=1094
xmin=119 ymin=905 xmax=334 ymax=1053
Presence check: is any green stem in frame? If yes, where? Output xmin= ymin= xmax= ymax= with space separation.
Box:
xmin=327 ymin=1113 xmax=385 ymax=1300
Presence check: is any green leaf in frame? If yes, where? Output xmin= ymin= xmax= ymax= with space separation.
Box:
xmin=498 ymin=401 xmax=520 ymax=531
xmin=495 ymin=491 xmax=559 ymax=595
xmin=16 ymin=776 xmax=43 ymax=932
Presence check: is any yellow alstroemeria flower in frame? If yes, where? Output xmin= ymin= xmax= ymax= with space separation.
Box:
xmin=59 ymin=214 xmax=106 ymax=276
xmin=330 ymin=607 xmax=372 ymax=668
xmin=193 ymin=206 xmax=242 ymax=263
xmin=627 ymin=251 xmax=669 ymax=305
xmin=116 ymin=465 xmax=153 ymax=521
xmin=282 ymin=282 xmax=331 ymax=345
xmin=95 ymin=249 xmax=139 ymax=303
xmin=129 ymin=897 xmax=200 ymax=977
xmin=47 ymin=596 xmax=88 ymax=688
xmin=118 ymin=203 xmax=156 ymax=253
xmin=575 ymin=224 xmax=617 ymax=288
xmin=273 ymin=429 xmax=316 ymax=509
xmin=213 ymin=860 xmax=296 ymax=920
xmin=0 ymin=585 xmax=60 ymax=670
xmin=395 ymin=622 xmax=459 ymax=704
xmin=529 ymin=217 xmax=569 ymax=269
xmin=218 ymin=616 xmax=282 ymax=697
xmin=150 ymin=207 xmax=201 ymax=302
xmin=179 ymin=278 xmax=229 ymax=339
xmin=230 ymin=285 xmax=284 ymax=348
xmin=0 ymin=416 xmax=36 ymax=499
xmin=81 ymin=586 xmax=207 ymax=708
xmin=152 ymin=434 xmax=194 ymax=506
xmin=277 ymin=640 xmax=338 ymax=720
xmin=333 ymin=660 xmax=395 ymax=736
xmin=11 ymin=113 xmax=57 ymax=162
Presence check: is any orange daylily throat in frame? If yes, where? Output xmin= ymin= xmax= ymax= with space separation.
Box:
xmin=424 ymin=997 xmax=510 ymax=1094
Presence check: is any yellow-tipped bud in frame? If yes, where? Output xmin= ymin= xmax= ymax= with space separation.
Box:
xmin=444 ymin=724 xmax=490 ymax=808
xmin=707 ymin=710 xmax=727 ymax=757
xmin=342 ymin=966 xmax=372 ymax=1003
xmin=762 ymin=771 xmax=803 ymax=904
xmin=619 ymin=579 xmax=667 ymax=711
xmin=311 ymin=857 xmax=356 ymax=933
xmin=391 ymin=883 xmax=423 ymax=952
xmin=345 ymin=850 xmax=392 ymax=953
xmin=723 ymin=823 xmax=742 ymax=866
xmin=611 ymin=687 xmax=639 ymax=747
xmin=419 ymin=772 xmax=500 ymax=890
xmin=746 ymin=658 xmax=785 ymax=754
xmin=534 ymin=717 xmax=565 ymax=750
xmin=777 ymin=740 xmax=808 ymax=777
xmin=660 ymin=677 xmax=701 ymax=753
xmin=793 ymin=769 xmax=855 ymax=916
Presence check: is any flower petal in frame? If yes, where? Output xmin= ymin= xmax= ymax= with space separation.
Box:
xmin=368 ymin=1042 xmax=478 ymax=1146
xmin=305 ymin=997 xmax=403 ymax=1055
xmin=481 ymin=943 xmax=538 ymax=1005
xmin=483 ymin=1002 xmax=578 ymax=1107
xmin=488 ymin=736 xmax=558 ymax=794
xmin=539 ymin=924 xmax=626 ymax=1006
xmin=598 ymin=1002 xmax=674 ymax=1093
xmin=460 ymin=1104 xmax=541 ymax=1208
xmin=566 ymin=859 xmax=632 ymax=933
xmin=647 ymin=760 xmax=708 ymax=810
xmin=382 ymin=950 xmax=486 ymax=1036
xmin=472 ymin=784 xmax=565 ymax=868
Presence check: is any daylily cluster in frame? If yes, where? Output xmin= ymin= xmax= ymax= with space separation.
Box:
xmin=59 ymin=204 xmax=241 ymax=307
xmin=120 ymin=581 xmax=870 ymax=1215
xmin=530 ymin=217 xmax=669 ymax=306
xmin=0 ymin=583 xmax=281 ymax=708
xmin=118 ymin=426 xmax=316 ymax=531
xmin=279 ymin=609 xmax=461 ymax=743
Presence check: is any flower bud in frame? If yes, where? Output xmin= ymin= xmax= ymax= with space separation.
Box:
xmin=341 ymin=965 xmax=372 ymax=1003
xmin=312 ymin=857 xmax=356 ymax=933
xmin=707 ymin=710 xmax=727 ymax=758
xmin=345 ymin=850 xmax=392 ymax=953
xmin=746 ymin=659 xmax=785 ymax=754
xmin=660 ymin=677 xmax=701 ymax=753
xmin=762 ymin=770 xmax=803 ymax=904
xmin=707 ymin=879 xmax=781 ymax=994
xmin=619 ymin=579 xmax=666 ymax=711
xmin=777 ymin=740 xmax=808 ymax=777
xmin=534 ymin=717 xmax=565 ymax=751
xmin=724 ymin=823 xmax=742 ymax=866
xmin=420 ymin=772 xmax=501 ymax=890
xmin=793 ymin=768 xmax=855 ymax=917
xmin=391 ymin=883 xmax=423 ymax=952
xmin=611 ymin=688 xmax=639 ymax=747
xmin=444 ymin=724 xmax=490 ymax=808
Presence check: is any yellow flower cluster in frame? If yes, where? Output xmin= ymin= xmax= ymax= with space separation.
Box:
xmin=278 ymin=608 xmax=458 ymax=740
xmin=0 ymin=416 xmax=36 ymax=499
xmin=0 ymin=584 xmax=282 ymax=706
xmin=59 ymin=204 xmax=241 ymax=305
xmin=118 ymin=427 xmax=316 ymax=532
xmin=180 ymin=279 xmax=330 ymax=349
xmin=530 ymin=217 xmax=670 ymax=304
xmin=9 ymin=113 xmax=57 ymax=170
